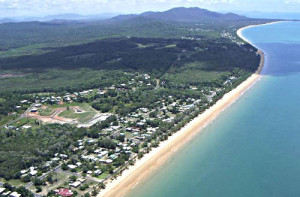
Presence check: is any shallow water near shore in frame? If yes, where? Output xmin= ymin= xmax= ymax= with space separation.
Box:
xmin=127 ymin=21 xmax=300 ymax=197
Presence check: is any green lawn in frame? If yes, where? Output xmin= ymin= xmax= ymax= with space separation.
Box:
xmin=6 ymin=179 xmax=25 ymax=187
xmin=12 ymin=118 xmax=37 ymax=128
xmin=96 ymin=172 xmax=110 ymax=180
xmin=58 ymin=103 xmax=98 ymax=124
xmin=0 ymin=114 xmax=18 ymax=127
xmin=39 ymin=107 xmax=56 ymax=116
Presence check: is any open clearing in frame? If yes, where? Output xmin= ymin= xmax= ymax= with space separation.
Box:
xmin=25 ymin=102 xmax=108 ymax=127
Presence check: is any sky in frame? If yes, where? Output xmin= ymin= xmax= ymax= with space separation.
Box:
xmin=1 ymin=0 xmax=300 ymax=18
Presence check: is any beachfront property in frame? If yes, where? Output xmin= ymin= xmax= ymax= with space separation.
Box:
xmin=0 ymin=68 xmax=247 ymax=197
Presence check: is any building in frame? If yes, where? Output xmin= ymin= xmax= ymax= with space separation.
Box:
xmin=30 ymin=108 xmax=38 ymax=113
xmin=20 ymin=100 xmax=28 ymax=104
xmin=55 ymin=188 xmax=73 ymax=196
xmin=94 ymin=170 xmax=102 ymax=176
xmin=0 ymin=187 xmax=6 ymax=194
xmin=70 ymin=181 xmax=81 ymax=188
xmin=67 ymin=165 xmax=77 ymax=170
xmin=22 ymin=125 xmax=32 ymax=129
xmin=29 ymin=170 xmax=38 ymax=176
xmin=10 ymin=192 xmax=21 ymax=197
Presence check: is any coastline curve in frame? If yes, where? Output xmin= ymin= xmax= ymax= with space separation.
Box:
xmin=98 ymin=22 xmax=275 ymax=197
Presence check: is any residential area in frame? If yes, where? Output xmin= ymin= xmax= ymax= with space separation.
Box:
xmin=0 ymin=69 xmax=245 ymax=197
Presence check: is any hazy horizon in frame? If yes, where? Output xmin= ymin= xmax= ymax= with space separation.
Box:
xmin=1 ymin=0 xmax=300 ymax=18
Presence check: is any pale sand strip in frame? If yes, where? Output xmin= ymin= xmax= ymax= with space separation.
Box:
xmin=99 ymin=22 xmax=280 ymax=197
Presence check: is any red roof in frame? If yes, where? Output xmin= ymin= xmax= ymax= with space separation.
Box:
xmin=56 ymin=188 xmax=73 ymax=196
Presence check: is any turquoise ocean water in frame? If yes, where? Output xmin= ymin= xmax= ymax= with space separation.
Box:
xmin=127 ymin=21 xmax=300 ymax=197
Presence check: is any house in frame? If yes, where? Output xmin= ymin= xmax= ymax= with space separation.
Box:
xmin=20 ymin=169 xmax=28 ymax=174
xmin=55 ymin=188 xmax=73 ymax=197
xmin=30 ymin=170 xmax=38 ymax=176
xmin=20 ymin=100 xmax=28 ymax=104
xmin=0 ymin=187 xmax=6 ymax=194
xmin=22 ymin=125 xmax=32 ymax=129
xmin=30 ymin=108 xmax=38 ymax=113
xmin=3 ymin=191 xmax=11 ymax=196
xmin=67 ymin=165 xmax=77 ymax=170
xmin=87 ymin=171 xmax=93 ymax=175
xmin=70 ymin=181 xmax=81 ymax=188
xmin=87 ymin=139 xmax=95 ymax=144
xmin=76 ymin=162 xmax=82 ymax=167
xmin=60 ymin=154 xmax=68 ymax=159
xmin=94 ymin=170 xmax=102 ymax=176
xmin=105 ymin=159 xmax=113 ymax=164
xmin=9 ymin=192 xmax=21 ymax=197
xmin=34 ymin=103 xmax=42 ymax=108
xmin=109 ymin=154 xmax=117 ymax=160
xmin=52 ymin=157 xmax=60 ymax=162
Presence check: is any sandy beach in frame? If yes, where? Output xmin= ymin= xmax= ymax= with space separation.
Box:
xmin=99 ymin=23 xmax=270 ymax=197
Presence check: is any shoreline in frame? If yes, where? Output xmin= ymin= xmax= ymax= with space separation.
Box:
xmin=99 ymin=22 xmax=271 ymax=197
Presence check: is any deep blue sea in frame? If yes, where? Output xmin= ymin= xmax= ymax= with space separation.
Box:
xmin=127 ymin=21 xmax=300 ymax=197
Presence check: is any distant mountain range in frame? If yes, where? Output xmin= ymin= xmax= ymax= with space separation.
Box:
xmin=0 ymin=13 xmax=119 ymax=24
xmin=111 ymin=7 xmax=248 ymax=22
xmin=0 ymin=7 xmax=251 ymax=24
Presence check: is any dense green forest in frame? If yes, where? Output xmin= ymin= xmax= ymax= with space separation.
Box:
xmin=0 ymin=37 xmax=259 ymax=92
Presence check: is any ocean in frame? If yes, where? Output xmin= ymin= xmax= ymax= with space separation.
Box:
xmin=127 ymin=21 xmax=300 ymax=197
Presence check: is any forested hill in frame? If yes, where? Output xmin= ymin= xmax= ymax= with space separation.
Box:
xmin=113 ymin=7 xmax=248 ymax=22
xmin=0 ymin=7 xmax=275 ymax=58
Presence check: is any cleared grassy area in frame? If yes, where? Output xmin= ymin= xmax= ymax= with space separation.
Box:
xmin=59 ymin=109 xmax=96 ymax=124
xmin=59 ymin=103 xmax=98 ymax=124
xmin=39 ymin=107 xmax=56 ymax=116
xmin=37 ymin=102 xmax=98 ymax=124
xmin=97 ymin=172 xmax=110 ymax=180
xmin=6 ymin=178 xmax=25 ymax=187
xmin=12 ymin=117 xmax=38 ymax=128
xmin=0 ymin=114 xmax=17 ymax=127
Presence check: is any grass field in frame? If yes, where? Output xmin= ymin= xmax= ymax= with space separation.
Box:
xmin=37 ymin=102 xmax=98 ymax=124
xmin=0 ymin=114 xmax=18 ymax=127
xmin=12 ymin=117 xmax=38 ymax=128
xmin=39 ymin=107 xmax=56 ymax=116
xmin=58 ymin=103 xmax=98 ymax=124
xmin=97 ymin=172 xmax=110 ymax=180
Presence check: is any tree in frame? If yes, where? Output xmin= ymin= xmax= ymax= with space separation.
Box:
xmin=99 ymin=182 xmax=106 ymax=189
xmin=33 ymin=178 xmax=44 ymax=186
xmin=46 ymin=174 xmax=54 ymax=184
xmin=61 ymin=163 xmax=68 ymax=171
xmin=36 ymin=186 xmax=42 ymax=193
xmin=113 ymin=158 xmax=125 ymax=167
xmin=92 ymin=188 xmax=98 ymax=196
xmin=21 ymin=175 xmax=31 ymax=183
xmin=98 ymin=138 xmax=116 ymax=149
xmin=69 ymin=175 xmax=77 ymax=182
